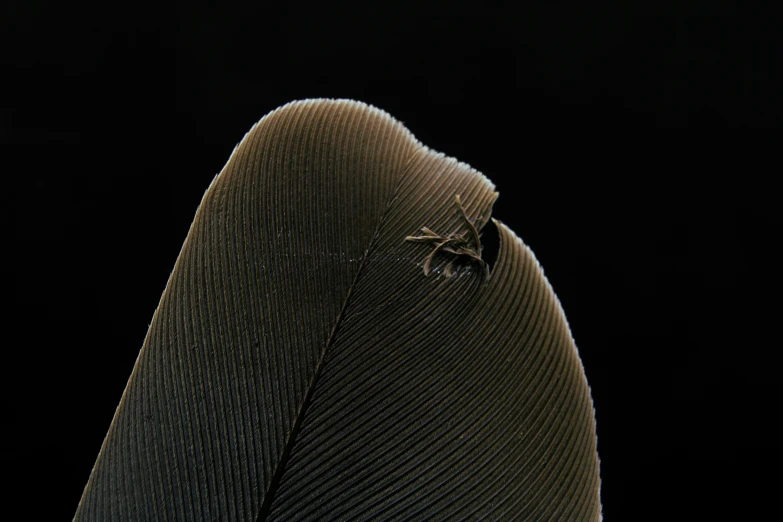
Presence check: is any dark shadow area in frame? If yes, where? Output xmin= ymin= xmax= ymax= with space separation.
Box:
xmin=480 ymin=217 xmax=500 ymax=275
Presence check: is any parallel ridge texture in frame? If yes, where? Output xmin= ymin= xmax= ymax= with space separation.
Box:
xmin=74 ymin=99 xmax=601 ymax=521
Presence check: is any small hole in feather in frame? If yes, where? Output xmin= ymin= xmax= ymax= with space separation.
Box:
xmin=481 ymin=217 xmax=499 ymax=275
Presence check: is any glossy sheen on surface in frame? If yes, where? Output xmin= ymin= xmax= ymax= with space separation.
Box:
xmin=74 ymin=100 xmax=601 ymax=521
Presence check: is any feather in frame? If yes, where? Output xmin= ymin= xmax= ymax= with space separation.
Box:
xmin=74 ymin=99 xmax=601 ymax=521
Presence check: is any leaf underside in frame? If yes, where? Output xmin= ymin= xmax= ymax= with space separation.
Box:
xmin=75 ymin=100 xmax=601 ymax=521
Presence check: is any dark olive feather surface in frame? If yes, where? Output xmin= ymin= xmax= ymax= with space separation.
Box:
xmin=74 ymin=100 xmax=601 ymax=521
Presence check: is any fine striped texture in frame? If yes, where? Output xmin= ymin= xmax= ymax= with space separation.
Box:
xmin=74 ymin=99 xmax=601 ymax=521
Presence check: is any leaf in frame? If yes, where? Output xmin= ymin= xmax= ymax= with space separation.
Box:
xmin=74 ymin=99 xmax=601 ymax=521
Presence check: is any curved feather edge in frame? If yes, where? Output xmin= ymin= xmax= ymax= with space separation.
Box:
xmin=74 ymin=99 xmax=602 ymax=521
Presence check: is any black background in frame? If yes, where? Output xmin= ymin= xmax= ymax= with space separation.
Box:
xmin=3 ymin=1 xmax=779 ymax=520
